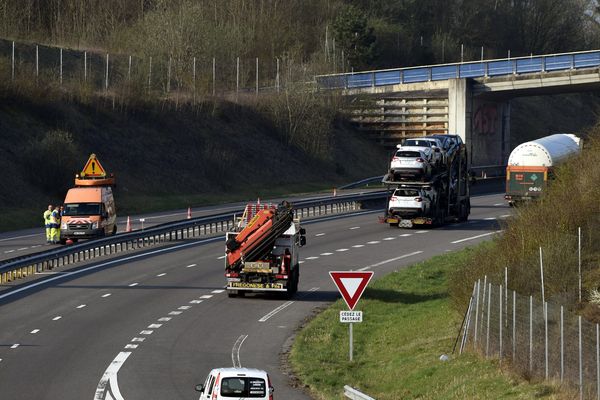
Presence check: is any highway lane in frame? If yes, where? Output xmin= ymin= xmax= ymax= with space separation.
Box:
xmin=0 ymin=193 xmax=510 ymax=399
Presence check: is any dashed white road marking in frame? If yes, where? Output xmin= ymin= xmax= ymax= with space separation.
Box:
xmin=349 ymin=226 xmax=360 ymax=230
xmin=382 ymin=237 xmax=395 ymax=241
xmin=336 ymin=248 xmax=349 ymax=252
xmin=259 ymin=301 xmax=295 ymax=322
xmin=158 ymin=317 xmax=172 ymax=322
xmin=231 ymin=334 xmax=248 ymax=368
xmin=494 ymin=203 xmax=503 ymax=206
xmin=484 ymin=217 xmax=496 ymax=220
xmin=367 ymin=241 xmax=380 ymax=244
xmin=52 ymin=316 xmax=62 ymax=321
xmin=186 ymin=264 xmax=197 ymax=268
xmin=190 ymin=300 xmax=203 ymax=304
xmin=124 ymin=344 xmax=138 ymax=349
xmin=10 ymin=344 xmax=19 ymax=349
xmin=139 ymin=330 xmax=153 ymax=335
xmin=4 ymin=250 xmax=14 ymax=253
xmin=305 ymin=256 xmax=319 ymax=260
xmin=416 ymin=230 xmax=428 ymax=234
xmin=102 ymin=293 xmax=112 ymax=298
xmin=31 ymin=245 xmax=41 ymax=248
xmin=217 ymin=255 xmax=226 ymax=260
xmin=298 ymin=261 xmax=305 ymax=264
xmin=315 ymin=233 xmax=326 ymax=237
xmin=94 ymin=351 xmax=131 ymax=400
xmin=500 ymin=214 xmax=511 ymax=218
xmin=128 ymin=283 xmax=139 ymax=287
xmin=156 ymin=273 xmax=166 ymax=277
xmin=358 ymin=251 xmax=424 ymax=271
xmin=212 ymin=289 xmax=225 ymax=294
xmin=352 ymin=244 xmax=364 ymax=248
xmin=17 ymin=247 xmax=28 ymax=251
xmin=132 ymin=337 xmax=145 ymax=342
xmin=178 ymin=306 xmax=191 ymax=310
xmin=76 ymin=304 xmax=86 ymax=309
xmin=30 ymin=329 xmax=40 ymax=334
xmin=200 ymin=295 xmax=213 ymax=299
xmin=148 ymin=324 xmax=162 ymax=329
xmin=451 ymin=231 xmax=502 ymax=244
xmin=399 ymin=233 xmax=412 ymax=237
xmin=320 ymin=252 xmax=333 ymax=256
xmin=169 ymin=311 xmax=182 ymax=315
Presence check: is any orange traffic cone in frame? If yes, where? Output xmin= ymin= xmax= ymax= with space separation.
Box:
xmin=125 ymin=216 xmax=132 ymax=232
xmin=187 ymin=207 xmax=192 ymax=219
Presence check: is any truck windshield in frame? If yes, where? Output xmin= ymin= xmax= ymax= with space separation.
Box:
xmin=220 ymin=377 xmax=266 ymax=398
xmin=63 ymin=203 xmax=102 ymax=216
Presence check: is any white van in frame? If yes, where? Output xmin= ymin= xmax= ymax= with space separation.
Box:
xmin=196 ymin=368 xmax=273 ymax=400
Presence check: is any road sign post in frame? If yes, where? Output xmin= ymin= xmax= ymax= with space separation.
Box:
xmin=330 ymin=271 xmax=373 ymax=362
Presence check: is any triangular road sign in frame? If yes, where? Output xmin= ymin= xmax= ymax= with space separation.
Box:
xmin=329 ymin=271 xmax=373 ymax=310
xmin=81 ymin=153 xmax=107 ymax=177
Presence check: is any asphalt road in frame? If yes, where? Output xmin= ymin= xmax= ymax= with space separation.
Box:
xmin=0 ymin=193 xmax=510 ymax=400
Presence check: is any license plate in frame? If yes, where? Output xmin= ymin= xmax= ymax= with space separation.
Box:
xmin=229 ymin=282 xmax=284 ymax=289
xmin=73 ymin=231 xmax=85 ymax=235
xmin=400 ymin=220 xmax=413 ymax=228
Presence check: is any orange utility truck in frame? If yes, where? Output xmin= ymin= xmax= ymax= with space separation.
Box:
xmin=60 ymin=154 xmax=117 ymax=243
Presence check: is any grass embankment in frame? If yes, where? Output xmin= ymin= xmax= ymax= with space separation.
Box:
xmin=291 ymin=248 xmax=560 ymax=400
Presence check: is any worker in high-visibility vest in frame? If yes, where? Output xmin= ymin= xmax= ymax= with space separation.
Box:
xmin=43 ymin=205 xmax=53 ymax=243
xmin=50 ymin=206 xmax=60 ymax=244
xmin=55 ymin=205 xmax=64 ymax=243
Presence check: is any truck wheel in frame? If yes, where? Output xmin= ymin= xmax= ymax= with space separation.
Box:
xmin=112 ymin=226 xmax=117 ymax=235
xmin=389 ymin=222 xmax=399 ymax=228
xmin=227 ymin=291 xmax=237 ymax=298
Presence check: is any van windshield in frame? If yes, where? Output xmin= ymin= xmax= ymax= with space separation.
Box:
xmin=220 ymin=377 xmax=266 ymax=398
xmin=63 ymin=203 xmax=102 ymax=216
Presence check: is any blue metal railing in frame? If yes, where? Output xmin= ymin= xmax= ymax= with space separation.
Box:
xmin=316 ymin=50 xmax=600 ymax=90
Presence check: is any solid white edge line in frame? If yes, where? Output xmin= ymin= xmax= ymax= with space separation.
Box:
xmin=0 ymin=236 xmax=221 ymax=301
xmin=358 ymin=251 xmax=423 ymax=271
xmin=451 ymin=230 xmax=502 ymax=244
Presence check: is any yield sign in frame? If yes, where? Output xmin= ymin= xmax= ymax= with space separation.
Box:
xmin=81 ymin=153 xmax=107 ymax=177
xmin=329 ymin=271 xmax=373 ymax=310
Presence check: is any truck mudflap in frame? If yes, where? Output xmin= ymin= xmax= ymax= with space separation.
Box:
xmin=379 ymin=216 xmax=433 ymax=227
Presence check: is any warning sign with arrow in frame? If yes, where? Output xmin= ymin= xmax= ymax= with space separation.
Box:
xmin=80 ymin=153 xmax=107 ymax=177
xmin=329 ymin=271 xmax=373 ymax=310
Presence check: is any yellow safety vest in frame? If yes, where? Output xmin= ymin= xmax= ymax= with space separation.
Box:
xmin=43 ymin=210 xmax=52 ymax=225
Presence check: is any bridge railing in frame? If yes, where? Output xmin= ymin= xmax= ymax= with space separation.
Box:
xmin=316 ymin=50 xmax=600 ymax=90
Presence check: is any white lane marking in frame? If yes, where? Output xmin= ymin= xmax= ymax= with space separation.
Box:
xmin=186 ymin=264 xmax=197 ymax=268
xmin=178 ymin=306 xmax=191 ymax=310
xmin=124 ymin=344 xmax=138 ymax=349
xmin=4 ymin=250 xmax=14 ymax=253
xmin=10 ymin=344 xmax=19 ymax=349
xmin=352 ymin=245 xmax=364 ymax=248
xmin=382 ymin=237 xmax=395 ymax=241
xmin=31 ymin=245 xmax=41 ymax=248
xmin=128 ymin=283 xmax=139 ymax=287
xmin=190 ymin=300 xmax=203 ymax=304
xmin=500 ymin=214 xmax=511 ymax=218
xmin=76 ymin=304 xmax=86 ymax=309
xmin=399 ymin=233 xmax=412 ymax=237
xmin=231 ymin=334 xmax=249 ymax=368
xmin=94 ymin=351 xmax=131 ymax=400
xmin=320 ymin=252 xmax=333 ymax=256
xmin=102 ymin=293 xmax=112 ymax=298
xmin=139 ymin=330 xmax=153 ymax=335
xmin=305 ymin=256 xmax=319 ymax=260
xmin=0 ymin=233 xmax=40 ymax=242
xmin=148 ymin=324 xmax=162 ymax=329
xmin=52 ymin=316 xmax=62 ymax=321
xmin=217 ymin=255 xmax=226 ymax=260
xmin=156 ymin=273 xmax=166 ymax=277
xmin=169 ymin=311 xmax=182 ymax=315
xmin=131 ymin=337 xmax=145 ymax=342
xmin=367 ymin=241 xmax=380 ymax=244
xmin=315 ymin=233 xmax=326 ymax=237
xmin=358 ymin=251 xmax=424 ymax=271
xmin=200 ymin=295 xmax=213 ymax=299
xmin=30 ymin=329 xmax=40 ymax=334
xmin=158 ymin=317 xmax=172 ymax=322
xmin=17 ymin=247 xmax=28 ymax=251
xmin=349 ymin=226 xmax=360 ymax=230
xmin=35 ymin=272 xmax=68 ymax=275
xmin=484 ymin=217 xmax=496 ymax=220
xmin=298 ymin=261 xmax=305 ymax=264
xmin=211 ymin=289 xmax=225 ymax=294
xmin=336 ymin=248 xmax=349 ymax=252
xmin=0 ymin=237 xmax=222 ymax=302
xmin=259 ymin=301 xmax=294 ymax=322
xmin=451 ymin=230 xmax=502 ymax=244
xmin=494 ymin=203 xmax=503 ymax=206
xmin=416 ymin=230 xmax=428 ymax=234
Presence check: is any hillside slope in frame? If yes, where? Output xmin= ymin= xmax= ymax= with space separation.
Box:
xmin=0 ymin=89 xmax=387 ymax=231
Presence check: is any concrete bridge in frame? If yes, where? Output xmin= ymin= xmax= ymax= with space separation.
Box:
xmin=316 ymin=50 xmax=600 ymax=165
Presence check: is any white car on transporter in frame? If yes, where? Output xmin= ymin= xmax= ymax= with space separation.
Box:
xmin=389 ymin=146 xmax=434 ymax=181
xmin=402 ymin=137 xmax=444 ymax=166
xmin=388 ymin=186 xmax=435 ymax=217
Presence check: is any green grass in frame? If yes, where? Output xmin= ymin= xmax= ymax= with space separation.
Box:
xmin=290 ymin=248 xmax=562 ymax=400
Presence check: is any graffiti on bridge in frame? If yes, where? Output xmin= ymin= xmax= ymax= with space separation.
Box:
xmin=473 ymin=103 xmax=498 ymax=135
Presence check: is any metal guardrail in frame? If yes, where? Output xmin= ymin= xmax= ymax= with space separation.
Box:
xmin=344 ymin=385 xmax=376 ymax=400
xmin=0 ymin=191 xmax=388 ymax=284
xmin=316 ymin=49 xmax=600 ymax=90
xmin=339 ymin=175 xmax=385 ymax=189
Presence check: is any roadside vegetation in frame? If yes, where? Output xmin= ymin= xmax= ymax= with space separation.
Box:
xmin=290 ymin=249 xmax=563 ymax=400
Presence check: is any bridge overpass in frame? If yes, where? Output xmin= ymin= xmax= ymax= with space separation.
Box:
xmin=316 ymin=50 xmax=600 ymax=165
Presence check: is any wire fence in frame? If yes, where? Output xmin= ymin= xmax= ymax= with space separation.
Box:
xmin=0 ymin=38 xmax=308 ymax=100
xmin=460 ymin=279 xmax=600 ymax=399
